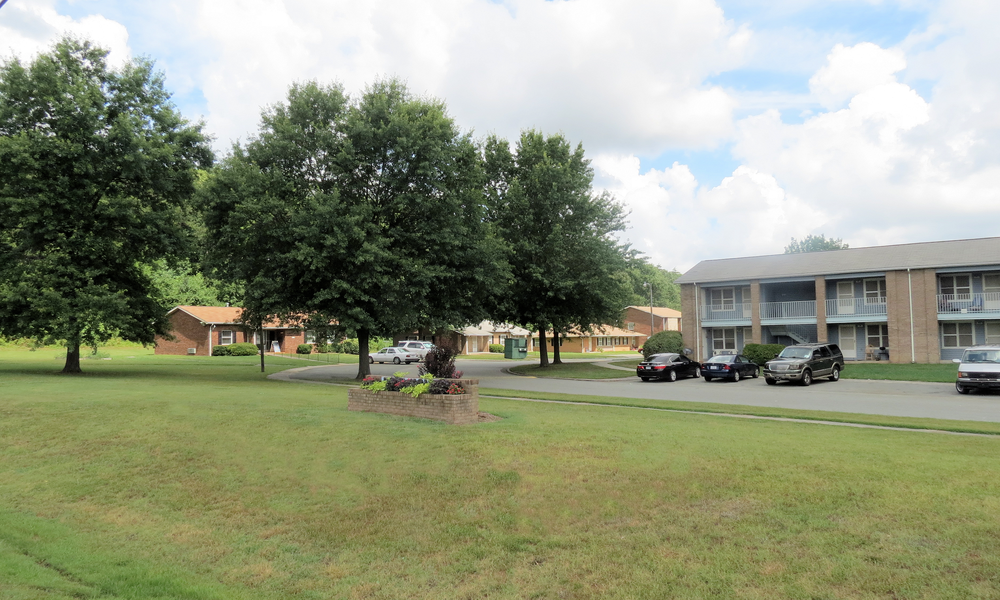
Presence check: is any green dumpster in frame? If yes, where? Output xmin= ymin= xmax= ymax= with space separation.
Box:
xmin=504 ymin=338 xmax=528 ymax=359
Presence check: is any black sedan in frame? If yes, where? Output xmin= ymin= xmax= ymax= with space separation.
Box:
xmin=701 ymin=354 xmax=759 ymax=382
xmin=636 ymin=353 xmax=701 ymax=382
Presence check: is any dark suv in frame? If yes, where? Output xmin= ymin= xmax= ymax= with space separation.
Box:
xmin=763 ymin=343 xmax=844 ymax=386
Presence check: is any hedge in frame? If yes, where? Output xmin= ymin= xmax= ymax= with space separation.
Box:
xmin=227 ymin=342 xmax=260 ymax=356
xmin=296 ymin=344 xmax=313 ymax=355
xmin=742 ymin=343 xmax=786 ymax=365
xmin=642 ymin=330 xmax=684 ymax=359
xmin=489 ymin=344 xmax=504 ymax=353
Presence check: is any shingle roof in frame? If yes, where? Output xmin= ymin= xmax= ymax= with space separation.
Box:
xmin=628 ymin=306 xmax=682 ymax=318
xmin=675 ymin=237 xmax=1000 ymax=285
xmin=169 ymin=306 xmax=304 ymax=329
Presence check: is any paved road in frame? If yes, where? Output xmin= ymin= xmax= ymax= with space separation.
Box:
xmin=287 ymin=358 xmax=1000 ymax=423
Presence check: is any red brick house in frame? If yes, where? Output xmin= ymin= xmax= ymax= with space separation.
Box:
xmin=623 ymin=306 xmax=682 ymax=344
xmin=154 ymin=306 xmax=308 ymax=356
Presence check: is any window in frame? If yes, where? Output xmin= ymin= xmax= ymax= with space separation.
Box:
xmin=627 ymin=322 xmax=635 ymax=330
xmin=305 ymin=330 xmax=316 ymax=344
xmin=712 ymin=328 xmax=736 ymax=354
xmin=709 ymin=288 xmax=735 ymax=310
xmin=219 ymin=330 xmax=235 ymax=345
xmin=986 ymin=322 xmax=1000 ymax=345
xmin=942 ymin=322 xmax=974 ymax=348
xmin=985 ymin=274 xmax=1000 ymax=293
xmin=866 ymin=324 xmax=888 ymax=348
xmin=864 ymin=279 xmax=886 ymax=304
xmin=740 ymin=286 xmax=751 ymax=304
xmin=940 ymin=275 xmax=971 ymax=298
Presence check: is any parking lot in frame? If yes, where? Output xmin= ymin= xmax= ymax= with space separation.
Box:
xmin=287 ymin=358 xmax=1000 ymax=423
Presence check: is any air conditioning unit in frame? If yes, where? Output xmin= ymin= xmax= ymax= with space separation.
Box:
xmin=187 ymin=348 xmax=197 ymax=355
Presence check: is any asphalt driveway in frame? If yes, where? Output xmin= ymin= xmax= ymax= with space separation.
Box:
xmin=286 ymin=358 xmax=1000 ymax=423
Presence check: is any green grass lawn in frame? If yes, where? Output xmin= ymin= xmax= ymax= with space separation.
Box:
xmin=508 ymin=362 xmax=633 ymax=379
xmin=608 ymin=358 xmax=643 ymax=369
xmin=841 ymin=362 xmax=957 ymax=382
xmin=2 ymin=349 xmax=1000 ymax=598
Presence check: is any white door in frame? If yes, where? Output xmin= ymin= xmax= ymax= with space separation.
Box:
xmin=837 ymin=281 xmax=855 ymax=315
xmin=471 ymin=337 xmax=478 ymax=353
xmin=985 ymin=274 xmax=1000 ymax=311
xmin=839 ymin=325 xmax=857 ymax=359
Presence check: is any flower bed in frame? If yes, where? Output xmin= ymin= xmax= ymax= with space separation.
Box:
xmin=348 ymin=378 xmax=480 ymax=425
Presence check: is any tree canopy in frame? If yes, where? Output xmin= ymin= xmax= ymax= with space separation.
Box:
xmin=201 ymin=79 xmax=502 ymax=378
xmin=484 ymin=131 xmax=631 ymax=366
xmin=0 ymin=38 xmax=212 ymax=372
xmin=625 ymin=254 xmax=681 ymax=310
xmin=784 ymin=234 xmax=849 ymax=254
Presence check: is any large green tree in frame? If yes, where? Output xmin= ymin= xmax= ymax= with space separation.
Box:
xmin=484 ymin=131 xmax=630 ymax=367
xmin=201 ymin=79 xmax=502 ymax=378
xmin=625 ymin=253 xmax=682 ymax=310
xmin=784 ymin=234 xmax=849 ymax=254
xmin=0 ymin=39 xmax=212 ymax=372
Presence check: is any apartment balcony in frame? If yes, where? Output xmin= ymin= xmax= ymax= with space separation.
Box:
xmin=825 ymin=298 xmax=887 ymax=322
xmin=937 ymin=293 xmax=1000 ymax=319
xmin=701 ymin=302 xmax=752 ymax=325
xmin=760 ymin=300 xmax=816 ymax=324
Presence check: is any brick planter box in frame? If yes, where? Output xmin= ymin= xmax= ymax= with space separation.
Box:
xmin=348 ymin=379 xmax=479 ymax=425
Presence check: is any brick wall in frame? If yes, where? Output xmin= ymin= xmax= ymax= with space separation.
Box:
xmin=347 ymin=379 xmax=480 ymax=424
xmin=155 ymin=311 xmax=210 ymax=356
xmin=680 ymin=284 xmax=699 ymax=360
xmin=886 ymin=268 xmax=941 ymax=363
xmin=815 ymin=276 xmax=828 ymax=342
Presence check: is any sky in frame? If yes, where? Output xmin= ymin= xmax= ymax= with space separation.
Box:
xmin=1 ymin=0 xmax=998 ymax=272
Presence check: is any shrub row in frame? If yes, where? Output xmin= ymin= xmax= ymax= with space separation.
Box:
xmin=212 ymin=342 xmax=260 ymax=356
xmin=742 ymin=343 xmax=786 ymax=365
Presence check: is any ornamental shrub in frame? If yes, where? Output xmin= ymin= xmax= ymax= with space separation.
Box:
xmin=642 ymin=330 xmax=684 ymax=359
xmin=489 ymin=343 xmax=504 ymax=353
xmin=296 ymin=344 xmax=313 ymax=355
xmin=227 ymin=342 xmax=260 ymax=356
xmin=742 ymin=343 xmax=786 ymax=365
xmin=420 ymin=346 xmax=459 ymax=378
xmin=211 ymin=345 xmax=230 ymax=356
xmin=341 ymin=339 xmax=360 ymax=355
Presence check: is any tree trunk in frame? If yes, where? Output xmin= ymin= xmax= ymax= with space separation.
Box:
xmin=62 ymin=344 xmax=82 ymax=374
xmin=552 ymin=330 xmax=562 ymax=364
xmin=259 ymin=321 xmax=266 ymax=373
xmin=356 ymin=328 xmax=371 ymax=379
xmin=538 ymin=325 xmax=549 ymax=367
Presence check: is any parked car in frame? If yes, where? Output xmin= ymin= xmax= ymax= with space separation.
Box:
xmin=953 ymin=345 xmax=1000 ymax=394
xmin=636 ymin=353 xmax=700 ymax=382
xmin=701 ymin=354 xmax=759 ymax=382
xmin=396 ymin=340 xmax=435 ymax=359
xmin=369 ymin=347 xmax=421 ymax=365
xmin=763 ymin=343 xmax=844 ymax=386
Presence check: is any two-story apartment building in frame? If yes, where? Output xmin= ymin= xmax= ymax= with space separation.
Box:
xmin=675 ymin=237 xmax=1000 ymax=363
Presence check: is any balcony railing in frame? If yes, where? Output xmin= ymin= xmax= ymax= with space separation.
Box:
xmin=937 ymin=293 xmax=1000 ymax=315
xmin=825 ymin=298 xmax=887 ymax=318
xmin=701 ymin=302 xmax=752 ymax=322
xmin=760 ymin=300 xmax=816 ymax=320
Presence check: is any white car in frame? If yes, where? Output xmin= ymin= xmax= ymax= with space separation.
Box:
xmin=396 ymin=341 xmax=435 ymax=359
xmin=953 ymin=345 xmax=1000 ymax=394
xmin=369 ymin=347 xmax=420 ymax=365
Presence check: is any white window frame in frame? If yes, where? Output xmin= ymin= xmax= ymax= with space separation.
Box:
xmin=712 ymin=328 xmax=736 ymax=355
xmin=940 ymin=274 xmax=972 ymax=298
xmin=941 ymin=322 xmax=974 ymax=348
xmin=864 ymin=278 xmax=886 ymax=304
xmin=866 ymin=323 xmax=888 ymax=348
xmin=219 ymin=329 xmax=235 ymax=345
xmin=709 ymin=287 xmax=735 ymax=310
xmin=305 ymin=330 xmax=316 ymax=344
xmin=984 ymin=274 xmax=1000 ymax=293
xmin=740 ymin=286 xmax=751 ymax=304
xmin=627 ymin=322 xmax=635 ymax=330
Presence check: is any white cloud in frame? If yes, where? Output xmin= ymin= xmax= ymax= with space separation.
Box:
xmin=0 ymin=1 xmax=131 ymax=66
xmin=809 ymin=42 xmax=907 ymax=109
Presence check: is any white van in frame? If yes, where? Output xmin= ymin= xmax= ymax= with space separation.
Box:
xmin=953 ymin=345 xmax=1000 ymax=394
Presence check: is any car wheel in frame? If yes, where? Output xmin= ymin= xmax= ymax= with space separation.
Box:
xmin=829 ymin=365 xmax=840 ymax=382
xmin=640 ymin=377 xmax=650 ymax=382
xmin=668 ymin=369 xmax=678 ymax=382
xmin=704 ymin=376 xmax=713 ymax=382
xmin=801 ymin=369 xmax=812 ymax=386
xmin=752 ymin=366 xmax=759 ymax=378
xmin=732 ymin=370 xmax=741 ymax=382
xmin=369 ymin=357 xmax=374 ymax=364
xmin=694 ymin=367 xmax=701 ymax=378
xmin=393 ymin=357 xmax=401 ymax=364
xmin=956 ymin=381 xmax=970 ymax=395
xmin=765 ymin=377 xmax=776 ymax=385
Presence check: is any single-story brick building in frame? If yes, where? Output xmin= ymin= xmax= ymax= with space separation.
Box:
xmin=154 ymin=306 xmax=308 ymax=356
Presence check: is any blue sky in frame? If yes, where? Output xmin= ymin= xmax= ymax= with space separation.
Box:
xmin=2 ymin=0 xmax=998 ymax=270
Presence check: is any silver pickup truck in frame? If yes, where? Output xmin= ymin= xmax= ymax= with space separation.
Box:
xmin=954 ymin=345 xmax=1000 ymax=394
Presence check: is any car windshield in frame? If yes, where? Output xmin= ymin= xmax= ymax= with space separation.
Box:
xmin=962 ymin=349 xmax=1000 ymax=363
xmin=705 ymin=355 xmax=733 ymax=363
xmin=778 ymin=348 xmax=812 ymax=359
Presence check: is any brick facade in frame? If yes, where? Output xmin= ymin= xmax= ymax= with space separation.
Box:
xmin=885 ymin=268 xmax=940 ymax=363
xmin=154 ymin=307 xmax=308 ymax=356
xmin=623 ymin=306 xmax=681 ymax=342
xmin=347 ymin=379 xmax=480 ymax=424
xmin=680 ymin=284 xmax=699 ymax=359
